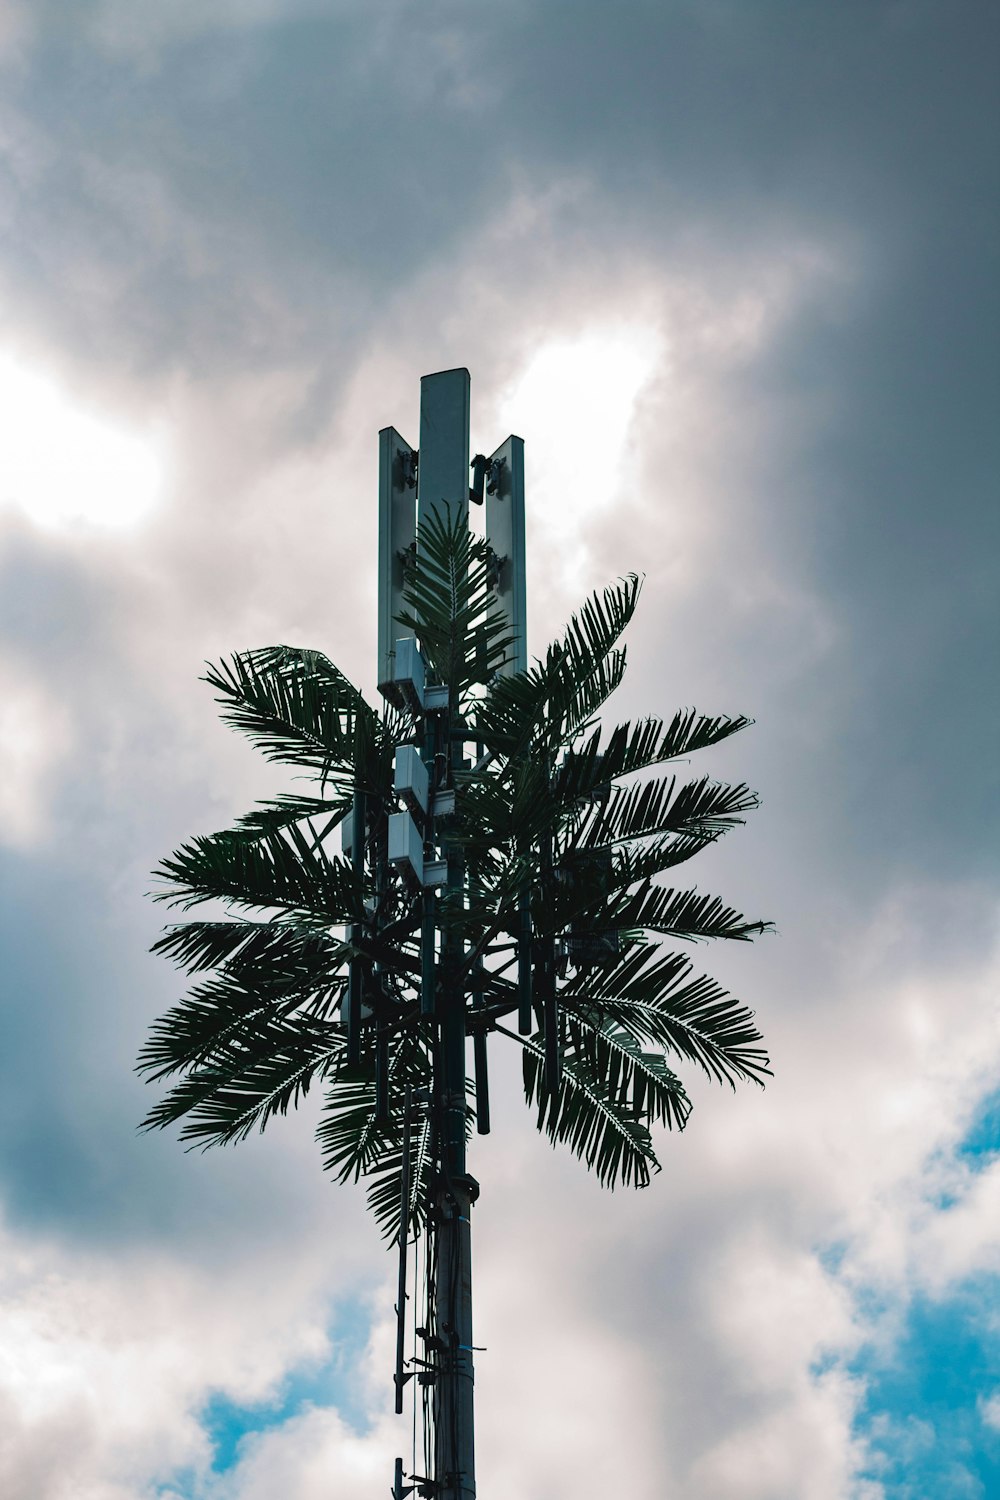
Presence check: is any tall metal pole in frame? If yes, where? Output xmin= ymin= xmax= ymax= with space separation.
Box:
xmin=379 ymin=369 xmax=526 ymax=1499
xmin=419 ymin=369 xmax=477 ymax=1500
xmin=433 ymin=778 xmax=478 ymax=1500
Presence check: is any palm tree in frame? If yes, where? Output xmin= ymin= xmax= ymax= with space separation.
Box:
xmin=141 ymin=509 xmax=770 ymax=1498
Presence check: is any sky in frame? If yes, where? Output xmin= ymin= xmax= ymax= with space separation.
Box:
xmin=0 ymin=3 xmax=997 ymax=1497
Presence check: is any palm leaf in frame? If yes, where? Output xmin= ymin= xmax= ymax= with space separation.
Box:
xmin=231 ymin=793 xmax=352 ymax=840
xmin=552 ymin=712 xmax=754 ymax=814
xmin=609 ymin=882 xmax=770 ymax=943
xmin=561 ymin=948 xmax=770 ymax=1087
xmin=498 ymin=1022 xmax=664 ymax=1188
xmin=474 ymin=576 xmax=638 ymax=759
xmin=397 ymin=508 xmax=517 ymax=694
xmin=153 ymin=825 xmax=365 ymax=924
xmin=316 ymin=1032 xmax=436 ymax=1238
xmin=364 ymin=1106 xmax=435 ymax=1243
xmin=204 ymin=646 xmax=378 ymax=780
xmin=151 ymin=919 xmax=345 ymax=977
xmin=139 ymin=978 xmax=344 ymax=1145
xmin=583 ymin=775 xmax=759 ymax=848
xmin=565 ymin=1011 xmax=690 ymax=1133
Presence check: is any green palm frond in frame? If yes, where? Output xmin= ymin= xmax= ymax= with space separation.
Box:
xmin=231 ymin=793 xmax=352 ymax=839
xmin=558 ymin=575 xmax=641 ymax=685
xmin=364 ymin=1106 xmax=435 ymax=1243
xmin=576 ymin=831 xmax=716 ymax=889
xmin=582 ymin=774 xmax=759 ymax=848
xmin=139 ymin=939 xmax=347 ymax=1076
xmin=525 ymin=849 xmax=765 ymax=949
xmin=609 ymin=882 xmax=770 ymax=943
xmin=139 ymin=975 xmax=344 ymax=1145
xmin=153 ymin=824 xmax=365 ymax=924
xmin=470 ymin=668 xmax=546 ymax=759
xmin=316 ymin=1033 xmax=436 ymax=1239
xmin=537 ymin=648 xmax=628 ymax=756
xmin=397 ymin=509 xmax=517 ymax=695
xmin=561 ymin=947 xmax=770 ymax=1088
xmin=204 ymin=646 xmax=379 ymax=780
xmin=499 ymin=1021 xmax=670 ymax=1188
xmin=541 ymin=576 xmax=639 ymax=746
xmin=566 ymin=1010 xmax=690 ymax=1132
xmin=553 ymin=711 xmax=753 ymax=810
xmin=475 ymin=575 xmax=639 ymax=758
xmin=151 ymin=919 xmax=345 ymax=976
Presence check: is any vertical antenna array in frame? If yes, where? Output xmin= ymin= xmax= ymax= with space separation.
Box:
xmin=378 ymin=370 xmax=527 ymax=1500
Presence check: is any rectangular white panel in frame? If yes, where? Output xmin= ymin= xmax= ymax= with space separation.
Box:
xmin=394 ymin=744 xmax=429 ymax=814
xmin=392 ymin=636 xmax=426 ymax=712
xmin=388 ymin=809 xmax=424 ymax=884
xmin=377 ymin=426 xmax=416 ymax=696
xmin=485 ymin=434 xmax=527 ymax=675
xmin=417 ymin=368 xmax=470 ymax=534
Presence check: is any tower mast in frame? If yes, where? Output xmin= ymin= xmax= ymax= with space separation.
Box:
xmin=379 ymin=369 xmax=526 ymax=1498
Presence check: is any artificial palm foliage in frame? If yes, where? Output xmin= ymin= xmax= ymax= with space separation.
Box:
xmin=142 ymin=508 xmax=770 ymax=1238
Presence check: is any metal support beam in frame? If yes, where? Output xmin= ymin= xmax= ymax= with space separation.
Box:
xmin=472 ymin=971 xmax=490 ymax=1136
xmin=517 ymin=893 xmax=533 ymax=1035
xmin=473 ymin=1029 xmax=490 ymax=1136
xmin=394 ymin=1085 xmax=412 ymax=1415
xmin=393 ymin=1456 xmax=414 ymax=1498
xmin=376 ymin=1028 xmax=390 ymax=1122
xmin=345 ymin=787 xmax=366 ymax=1068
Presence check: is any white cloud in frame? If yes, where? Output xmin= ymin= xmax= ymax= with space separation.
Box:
xmin=689 ymin=1367 xmax=870 ymax=1500
xmin=979 ymin=1391 xmax=1000 ymax=1432
xmin=493 ymin=322 xmax=662 ymax=589
xmin=703 ymin=1234 xmax=860 ymax=1396
xmin=911 ymin=1157 xmax=1000 ymax=1293
xmin=197 ymin=1406 xmax=394 ymax=1500
xmin=0 ymin=1215 xmax=357 ymax=1500
xmin=0 ymin=351 xmax=165 ymax=531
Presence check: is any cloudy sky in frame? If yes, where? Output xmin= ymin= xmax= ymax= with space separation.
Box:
xmin=0 ymin=3 xmax=998 ymax=1497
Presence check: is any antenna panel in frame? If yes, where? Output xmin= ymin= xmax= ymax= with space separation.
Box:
xmin=417 ymin=368 xmax=470 ymax=533
xmin=377 ymin=426 xmax=416 ymax=698
xmin=485 ymin=434 xmax=527 ymax=675
xmin=394 ymin=744 xmax=429 ymax=815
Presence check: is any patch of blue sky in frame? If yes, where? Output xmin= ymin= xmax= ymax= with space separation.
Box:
xmin=850 ymin=1276 xmax=1000 ymax=1499
xmin=925 ymin=1085 xmax=1000 ymax=1213
xmin=817 ymin=1240 xmax=848 ymax=1277
xmin=956 ymin=1085 xmax=1000 ymax=1162
xmin=192 ymin=1294 xmax=375 ymax=1481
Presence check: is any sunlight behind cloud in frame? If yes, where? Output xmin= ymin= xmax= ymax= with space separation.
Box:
xmin=494 ymin=325 xmax=661 ymax=586
xmin=0 ymin=352 xmax=164 ymax=529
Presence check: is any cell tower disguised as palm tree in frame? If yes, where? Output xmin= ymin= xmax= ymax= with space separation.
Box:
xmin=141 ymin=368 xmax=771 ymax=1499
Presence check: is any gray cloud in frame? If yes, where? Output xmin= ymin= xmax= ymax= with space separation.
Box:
xmin=1 ymin=2 xmax=998 ymax=1495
